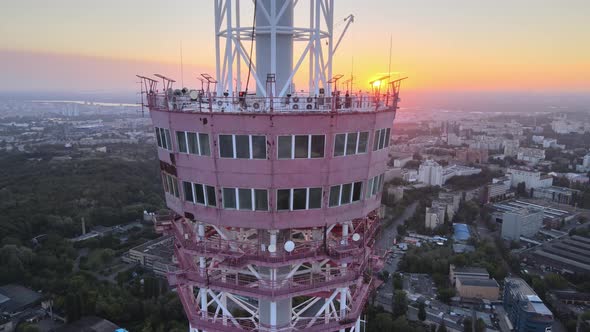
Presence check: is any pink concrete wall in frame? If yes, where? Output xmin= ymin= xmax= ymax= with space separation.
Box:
xmin=152 ymin=110 xmax=395 ymax=229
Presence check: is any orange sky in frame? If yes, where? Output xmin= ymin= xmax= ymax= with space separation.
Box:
xmin=1 ymin=0 xmax=589 ymax=93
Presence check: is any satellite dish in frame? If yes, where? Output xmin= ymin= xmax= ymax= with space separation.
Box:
xmin=189 ymin=90 xmax=199 ymax=100
xmin=352 ymin=233 xmax=361 ymax=242
xmin=284 ymin=241 xmax=295 ymax=252
xmin=268 ymin=244 xmax=277 ymax=253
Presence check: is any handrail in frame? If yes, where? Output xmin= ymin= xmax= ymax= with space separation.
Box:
xmin=147 ymin=91 xmax=400 ymax=114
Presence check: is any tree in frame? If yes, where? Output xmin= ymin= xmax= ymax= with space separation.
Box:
xmin=392 ymin=273 xmax=403 ymax=290
xmin=418 ymin=301 xmax=427 ymax=321
xmin=475 ymin=318 xmax=486 ymax=332
xmin=392 ymin=315 xmax=411 ymax=331
xmin=392 ymin=290 xmax=408 ymax=319
xmin=372 ymin=313 xmax=394 ymax=331
xmin=437 ymin=288 xmax=456 ymax=304
xmin=463 ymin=317 xmax=473 ymax=332
xmin=437 ymin=322 xmax=448 ymax=332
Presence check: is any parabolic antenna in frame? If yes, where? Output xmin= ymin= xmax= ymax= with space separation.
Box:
xmin=268 ymin=244 xmax=277 ymax=253
xmin=189 ymin=90 xmax=199 ymax=100
xmin=352 ymin=233 xmax=361 ymax=242
xmin=284 ymin=241 xmax=295 ymax=252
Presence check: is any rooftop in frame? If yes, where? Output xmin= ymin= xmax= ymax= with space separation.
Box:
xmin=54 ymin=316 xmax=124 ymax=332
xmin=505 ymin=278 xmax=553 ymax=316
xmin=0 ymin=284 xmax=42 ymax=314
xmin=458 ymin=277 xmax=499 ymax=288
xmin=453 ymin=266 xmax=489 ymax=276
xmin=129 ymin=235 xmax=174 ymax=259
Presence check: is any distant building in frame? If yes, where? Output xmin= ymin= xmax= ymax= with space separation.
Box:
xmin=449 ymin=265 xmax=489 ymax=285
xmin=418 ymin=159 xmax=443 ymax=186
xmin=425 ymin=206 xmax=444 ymax=230
xmin=442 ymin=164 xmax=481 ymax=183
xmin=392 ymin=154 xmax=413 ymax=168
xmin=0 ymin=284 xmax=43 ymax=316
xmin=500 ymin=208 xmax=544 ymax=241
xmin=0 ymin=284 xmax=43 ymax=332
xmin=55 ymin=316 xmax=126 ymax=332
xmin=507 ymin=167 xmax=553 ymax=190
xmin=481 ymin=176 xmax=512 ymax=203
xmin=503 ymin=139 xmax=520 ymax=157
xmin=517 ymin=147 xmax=545 ymax=165
xmin=122 ymin=235 xmax=177 ymax=277
xmin=528 ymin=235 xmax=590 ymax=274
xmin=504 ymin=278 xmax=553 ymax=332
xmin=453 ymin=223 xmax=470 ymax=242
xmin=456 ymin=277 xmax=499 ymax=301
xmin=455 ymin=148 xmax=488 ymax=164
xmin=531 ymin=186 xmax=580 ymax=205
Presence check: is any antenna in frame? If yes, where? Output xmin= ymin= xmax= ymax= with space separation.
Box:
xmin=180 ymin=40 xmax=184 ymax=88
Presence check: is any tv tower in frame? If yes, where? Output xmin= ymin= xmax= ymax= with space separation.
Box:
xmin=141 ymin=1 xmax=405 ymax=331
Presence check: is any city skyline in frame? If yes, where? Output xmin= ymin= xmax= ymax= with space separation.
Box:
xmin=1 ymin=0 xmax=589 ymax=93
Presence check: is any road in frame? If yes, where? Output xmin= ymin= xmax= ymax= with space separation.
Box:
xmin=376 ymin=201 xmax=418 ymax=252
xmin=374 ymin=202 xmax=418 ymax=310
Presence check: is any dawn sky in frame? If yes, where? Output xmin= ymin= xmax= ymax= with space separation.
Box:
xmin=1 ymin=0 xmax=589 ymax=93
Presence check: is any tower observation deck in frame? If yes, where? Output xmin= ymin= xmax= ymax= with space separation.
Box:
xmin=140 ymin=1 xmax=405 ymax=331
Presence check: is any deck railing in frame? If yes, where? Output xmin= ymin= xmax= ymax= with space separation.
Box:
xmin=146 ymin=91 xmax=400 ymax=114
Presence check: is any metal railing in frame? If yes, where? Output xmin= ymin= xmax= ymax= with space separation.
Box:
xmin=146 ymin=91 xmax=400 ymax=114
xmin=169 ymin=258 xmax=369 ymax=299
xmin=175 ymin=275 xmax=376 ymax=332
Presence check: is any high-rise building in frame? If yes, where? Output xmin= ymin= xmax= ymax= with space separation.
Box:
xmin=503 ymin=278 xmax=553 ymax=332
xmin=143 ymin=1 xmax=404 ymax=331
xmin=418 ymin=159 xmax=443 ymax=186
xmin=500 ymin=208 xmax=544 ymax=241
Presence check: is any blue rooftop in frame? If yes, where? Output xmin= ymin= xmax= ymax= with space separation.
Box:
xmin=453 ymin=223 xmax=470 ymax=241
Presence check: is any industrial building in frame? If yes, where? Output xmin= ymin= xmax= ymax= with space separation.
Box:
xmin=455 ymin=278 xmax=499 ymax=301
xmin=530 ymin=186 xmax=580 ymax=205
xmin=516 ymin=147 xmax=546 ymax=164
xmin=507 ymin=167 xmax=553 ymax=190
xmin=449 ymin=265 xmax=499 ymax=301
xmin=527 ymin=234 xmax=590 ymax=274
xmin=141 ymin=1 xmax=401 ymax=330
xmin=122 ymin=235 xmax=177 ymax=277
xmin=500 ymin=208 xmax=544 ymax=241
xmin=492 ymin=199 xmax=574 ymax=230
xmin=503 ymin=278 xmax=553 ymax=332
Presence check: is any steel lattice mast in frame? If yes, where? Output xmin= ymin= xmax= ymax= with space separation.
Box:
xmin=141 ymin=1 xmax=405 ymax=331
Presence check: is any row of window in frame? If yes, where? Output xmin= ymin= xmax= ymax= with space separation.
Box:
xmin=155 ymin=127 xmax=172 ymax=150
xmin=367 ymin=174 xmax=385 ymax=197
xmin=162 ymin=173 xmax=179 ymax=197
xmin=329 ymin=182 xmax=363 ymax=207
xmin=168 ymin=174 xmax=385 ymax=211
xmin=334 ymin=131 xmax=369 ymax=156
xmin=156 ymin=129 xmax=391 ymax=158
xmin=176 ymin=131 xmax=211 ymax=156
xmin=278 ymin=135 xmax=325 ymax=159
xmin=182 ymin=181 xmax=217 ymax=207
xmin=373 ymin=128 xmax=391 ymax=151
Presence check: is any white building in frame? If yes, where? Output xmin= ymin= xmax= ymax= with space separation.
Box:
xmin=425 ymin=206 xmax=444 ymax=230
xmin=442 ymin=164 xmax=482 ymax=183
xmin=419 ymin=160 xmax=443 ymax=186
xmin=503 ymin=139 xmax=520 ymax=157
xmin=578 ymin=154 xmax=590 ymax=172
xmin=532 ymin=136 xmax=544 ymax=144
xmin=393 ymin=155 xmax=413 ymax=168
xmin=516 ymin=147 xmax=545 ymax=164
xmin=507 ymin=167 xmax=553 ymax=190
xmin=501 ymin=208 xmax=544 ymax=241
